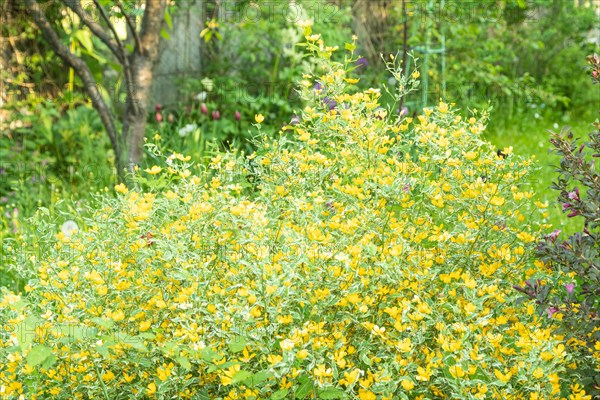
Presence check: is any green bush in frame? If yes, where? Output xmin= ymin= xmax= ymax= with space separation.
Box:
xmin=0 ymin=34 xmax=589 ymax=399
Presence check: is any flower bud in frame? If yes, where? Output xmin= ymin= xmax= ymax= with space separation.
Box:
xmin=201 ymin=103 xmax=208 ymax=115
xmin=235 ymin=110 xmax=241 ymax=121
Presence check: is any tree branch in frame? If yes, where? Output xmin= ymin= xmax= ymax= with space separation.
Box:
xmin=115 ymin=0 xmax=143 ymax=52
xmin=91 ymin=0 xmax=127 ymax=57
xmin=62 ymin=0 xmax=123 ymax=63
xmin=24 ymin=0 xmax=123 ymax=175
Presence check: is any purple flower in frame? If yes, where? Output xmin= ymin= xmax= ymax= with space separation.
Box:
xmin=398 ymin=106 xmax=409 ymax=117
xmin=548 ymin=229 xmax=561 ymax=242
xmin=402 ymin=183 xmax=410 ymax=193
xmin=562 ymin=202 xmax=572 ymax=211
xmin=546 ymin=307 xmax=559 ymax=318
xmin=567 ymin=210 xmax=580 ymax=218
xmin=565 ymin=283 xmax=575 ymax=295
xmin=313 ymin=82 xmax=324 ymax=92
xmin=235 ymin=111 xmax=241 ymax=121
xmin=323 ymin=97 xmax=337 ymax=110
xmin=567 ymin=187 xmax=580 ymax=201
xmin=356 ymin=57 xmax=368 ymax=69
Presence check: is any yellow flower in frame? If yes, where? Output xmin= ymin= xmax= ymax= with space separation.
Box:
xmin=490 ymin=196 xmax=505 ymax=206
xmin=111 ymin=310 xmax=125 ymax=322
xmin=449 ymin=364 xmax=466 ymax=379
xmin=102 ymin=370 xmax=115 ymax=382
xmin=411 ymin=70 xmax=420 ymax=79
xmin=255 ymin=114 xmax=264 ymax=124
xmin=358 ymin=389 xmax=377 ymax=400
xmin=280 ymin=339 xmax=295 ymax=351
xmin=297 ymin=349 xmax=309 ymax=359
xmin=438 ymin=101 xmax=449 ymax=113
xmin=115 ymin=183 xmax=129 ymax=194
xmin=267 ymin=354 xmax=283 ymax=365
xmin=494 ymin=369 xmax=512 ymax=383
xmin=145 ymin=165 xmax=162 ymax=175
xmin=220 ymin=364 xmax=241 ymax=386
xmin=401 ymin=379 xmax=415 ymax=390
xmin=147 ymin=382 xmax=157 ymax=396
xmin=139 ymin=320 xmax=152 ymax=332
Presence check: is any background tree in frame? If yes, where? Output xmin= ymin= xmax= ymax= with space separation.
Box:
xmin=23 ymin=0 xmax=168 ymax=177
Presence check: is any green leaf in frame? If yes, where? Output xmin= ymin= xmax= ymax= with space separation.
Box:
xmin=318 ymin=387 xmax=345 ymax=399
xmin=271 ymin=389 xmax=289 ymax=399
xmin=51 ymin=324 xmax=97 ymax=342
xmin=360 ymin=352 xmax=372 ymax=366
xmin=295 ymin=375 xmax=314 ymax=398
xmin=231 ymin=370 xmax=253 ymax=384
xmin=160 ymin=28 xmax=171 ymax=41
xmin=200 ymin=347 xmax=219 ymax=362
xmin=164 ymin=9 xmax=173 ymax=30
xmin=26 ymin=344 xmax=53 ymax=367
xmin=96 ymin=345 xmax=109 ymax=358
xmin=74 ymin=30 xmax=94 ymax=53
xmin=177 ymin=356 xmax=191 ymax=371
xmin=243 ymin=370 xmax=272 ymax=387
xmin=228 ymin=337 xmax=247 ymax=353
xmin=92 ymin=317 xmax=114 ymax=330
xmin=15 ymin=316 xmax=40 ymax=350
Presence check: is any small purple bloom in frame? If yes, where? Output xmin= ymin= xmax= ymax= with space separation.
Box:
xmin=562 ymin=202 xmax=572 ymax=211
xmin=567 ymin=210 xmax=579 ymax=218
xmin=565 ymin=283 xmax=575 ymax=295
xmin=398 ymin=106 xmax=409 ymax=117
xmin=356 ymin=57 xmax=368 ymax=69
xmin=546 ymin=307 xmax=559 ymax=318
xmin=402 ymin=183 xmax=410 ymax=193
xmin=323 ymin=97 xmax=337 ymax=110
xmin=235 ymin=110 xmax=241 ymax=121
xmin=567 ymin=187 xmax=580 ymax=201
xmin=313 ymin=82 xmax=324 ymax=92
xmin=548 ymin=229 xmax=560 ymax=242
xmin=290 ymin=115 xmax=301 ymax=126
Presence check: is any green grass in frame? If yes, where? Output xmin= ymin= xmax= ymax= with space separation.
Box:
xmin=484 ymin=113 xmax=591 ymax=236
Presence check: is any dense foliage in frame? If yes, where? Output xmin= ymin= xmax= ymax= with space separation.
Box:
xmin=1 ymin=35 xmax=595 ymax=400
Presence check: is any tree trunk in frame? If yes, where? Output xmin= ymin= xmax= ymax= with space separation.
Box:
xmin=25 ymin=0 xmax=167 ymax=179
xmin=123 ymin=0 xmax=167 ymax=169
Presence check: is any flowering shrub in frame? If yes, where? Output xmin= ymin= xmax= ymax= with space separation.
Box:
xmin=0 ymin=35 xmax=588 ymax=399
xmin=526 ymin=54 xmax=600 ymax=396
